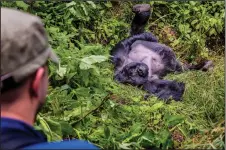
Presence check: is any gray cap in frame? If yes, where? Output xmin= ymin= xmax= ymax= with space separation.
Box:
xmin=1 ymin=7 xmax=59 ymax=83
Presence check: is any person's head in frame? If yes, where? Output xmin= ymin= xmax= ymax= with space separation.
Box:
xmin=0 ymin=8 xmax=59 ymax=125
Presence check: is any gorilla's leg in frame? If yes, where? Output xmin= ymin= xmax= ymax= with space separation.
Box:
xmin=130 ymin=4 xmax=151 ymax=36
xmin=183 ymin=60 xmax=214 ymax=72
xmin=143 ymin=79 xmax=185 ymax=101
xmin=175 ymin=60 xmax=214 ymax=73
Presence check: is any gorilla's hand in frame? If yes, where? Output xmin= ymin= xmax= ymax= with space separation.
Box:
xmin=114 ymin=62 xmax=149 ymax=86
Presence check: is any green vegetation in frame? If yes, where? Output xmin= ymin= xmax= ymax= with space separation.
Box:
xmin=2 ymin=1 xmax=224 ymax=149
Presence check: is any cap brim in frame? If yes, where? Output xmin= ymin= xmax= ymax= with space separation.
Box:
xmin=1 ymin=47 xmax=60 ymax=83
xmin=48 ymin=48 xmax=59 ymax=64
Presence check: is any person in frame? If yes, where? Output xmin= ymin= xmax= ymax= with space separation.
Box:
xmin=1 ymin=7 xmax=99 ymax=149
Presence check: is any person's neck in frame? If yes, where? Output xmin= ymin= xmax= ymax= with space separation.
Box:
xmin=1 ymin=97 xmax=36 ymax=126
xmin=1 ymin=111 xmax=34 ymax=126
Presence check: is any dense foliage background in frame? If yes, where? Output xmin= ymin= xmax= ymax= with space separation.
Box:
xmin=2 ymin=1 xmax=225 ymax=149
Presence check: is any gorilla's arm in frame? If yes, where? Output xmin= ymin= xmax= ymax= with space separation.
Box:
xmin=143 ymin=79 xmax=185 ymax=101
xmin=110 ymin=32 xmax=158 ymax=68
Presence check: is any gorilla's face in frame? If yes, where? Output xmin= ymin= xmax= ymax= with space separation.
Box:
xmin=114 ymin=62 xmax=149 ymax=86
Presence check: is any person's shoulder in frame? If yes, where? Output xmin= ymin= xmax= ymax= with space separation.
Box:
xmin=23 ymin=139 xmax=99 ymax=149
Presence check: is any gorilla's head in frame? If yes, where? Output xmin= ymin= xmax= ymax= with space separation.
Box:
xmin=114 ymin=62 xmax=149 ymax=86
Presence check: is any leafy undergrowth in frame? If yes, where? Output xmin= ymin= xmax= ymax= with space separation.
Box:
xmin=36 ymin=45 xmax=224 ymax=149
xmin=2 ymin=1 xmax=225 ymax=149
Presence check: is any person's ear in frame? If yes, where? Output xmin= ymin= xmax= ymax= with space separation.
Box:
xmin=30 ymin=67 xmax=45 ymax=97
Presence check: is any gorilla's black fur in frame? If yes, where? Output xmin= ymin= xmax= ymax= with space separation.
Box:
xmin=110 ymin=4 xmax=213 ymax=101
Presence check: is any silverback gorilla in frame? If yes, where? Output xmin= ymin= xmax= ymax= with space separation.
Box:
xmin=110 ymin=4 xmax=214 ymax=101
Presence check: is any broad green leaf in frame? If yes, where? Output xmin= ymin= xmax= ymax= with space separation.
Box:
xmin=178 ymin=24 xmax=184 ymax=32
xmin=209 ymin=28 xmax=217 ymax=36
xmin=201 ymin=51 xmax=209 ymax=58
xmin=158 ymin=22 xmax=164 ymax=28
xmin=61 ymin=84 xmax=71 ymax=91
xmin=183 ymin=10 xmax=190 ymax=15
xmin=214 ymin=13 xmax=219 ymax=18
xmin=170 ymin=4 xmax=178 ymax=8
xmin=130 ymin=123 xmax=143 ymax=133
xmin=80 ymin=70 xmax=90 ymax=86
xmin=165 ymin=115 xmax=185 ymax=127
xmin=109 ymin=101 xmax=116 ymax=108
xmin=79 ymin=55 xmax=107 ymax=70
xmin=195 ymin=23 xmax=201 ymax=30
xmin=171 ymin=39 xmax=180 ymax=47
xmin=69 ymin=7 xmax=82 ymax=19
xmin=87 ymin=1 xmax=96 ymax=9
xmin=70 ymin=107 xmax=82 ymax=118
xmin=191 ymin=19 xmax=198 ymax=25
xmin=66 ymin=1 xmax=76 ymax=8
xmin=59 ymin=121 xmax=76 ymax=136
xmin=104 ymin=2 xmax=112 ymax=8
xmin=189 ymin=1 xmax=197 ymax=5
xmin=80 ymin=3 xmax=88 ymax=16
xmin=149 ymin=102 xmax=164 ymax=112
xmin=45 ymin=118 xmax=62 ymax=137
xmin=66 ymin=73 xmax=77 ymax=83
xmin=16 ymin=1 xmax=29 ymax=10
xmin=57 ymin=65 xmax=67 ymax=77
xmin=101 ymin=113 xmax=108 ymax=121
xmin=154 ymin=12 xmax=162 ymax=18
xmin=158 ymin=129 xmax=170 ymax=143
xmin=75 ymin=87 xmax=90 ymax=97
